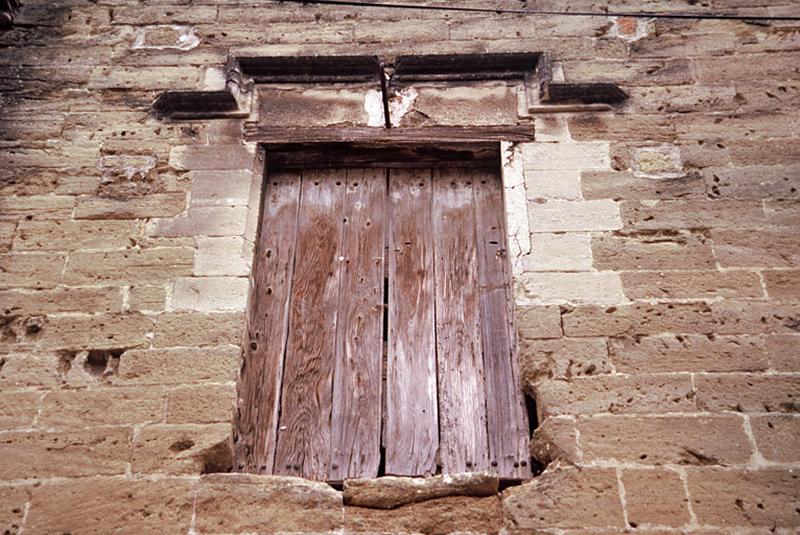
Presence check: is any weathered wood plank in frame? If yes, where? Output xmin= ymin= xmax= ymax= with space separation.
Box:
xmin=432 ymin=168 xmax=489 ymax=474
xmin=385 ymin=168 xmax=439 ymax=476
xmin=245 ymin=126 xmax=534 ymax=144
xmin=473 ymin=170 xmax=531 ymax=479
xmin=329 ymin=168 xmax=386 ymax=481
xmin=273 ymin=169 xmax=346 ymax=481
xmin=234 ymin=171 xmax=301 ymax=474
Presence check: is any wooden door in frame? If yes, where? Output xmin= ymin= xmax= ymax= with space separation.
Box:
xmin=235 ymin=152 xmax=530 ymax=481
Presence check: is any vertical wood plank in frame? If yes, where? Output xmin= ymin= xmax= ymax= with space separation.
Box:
xmin=385 ymin=168 xmax=439 ymax=476
xmin=473 ymin=169 xmax=531 ymax=479
xmin=432 ymin=168 xmax=490 ymax=474
xmin=273 ymin=169 xmax=346 ymax=481
xmin=329 ymin=168 xmax=386 ymax=481
xmin=234 ymin=170 xmax=301 ymax=474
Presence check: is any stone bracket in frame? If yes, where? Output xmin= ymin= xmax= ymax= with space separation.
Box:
xmin=151 ymin=52 xmax=629 ymax=121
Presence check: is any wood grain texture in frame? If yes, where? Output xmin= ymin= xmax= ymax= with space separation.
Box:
xmin=234 ymin=171 xmax=301 ymax=474
xmin=273 ymin=169 xmax=346 ymax=481
xmin=473 ymin=170 xmax=531 ymax=479
xmin=329 ymin=168 xmax=386 ymax=481
xmin=432 ymin=168 xmax=490 ymax=474
xmin=385 ymin=168 xmax=439 ymax=476
xmin=245 ymin=126 xmax=534 ymax=144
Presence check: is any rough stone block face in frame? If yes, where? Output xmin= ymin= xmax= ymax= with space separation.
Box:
xmin=711 ymin=229 xmax=800 ymax=267
xmin=131 ymin=423 xmax=232 ymax=475
xmin=128 ymin=284 xmax=167 ymax=312
xmin=520 ymin=337 xmax=612 ymax=387
xmin=0 ymin=391 xmax=40 ymax=429
xmin=529 ymin=199 xmax=623 ymax=232
xmin=530 ymin=416 xmax=579 ymax=465
xmin=620 ymin=200 xmax=769 ymax=231
xmin=195 ymin=474 xmax=342 ymax=533
xmin=0 ymin=485 xmax=28 ymax=535
xmin=0 ymin=428 xmax=132 ymax=479
xmin=397 ymin=82 xmax=519 ymax=126
xmin=169 ymin=144 xmax=254 ymax=171
xmin=0 ymin=353 xmax=61 ymax=389
xmin=0 ymin=286 xmax=122 ymax=314
xmin=516 ymin=271 xmax=625 ymax=305
xmin=515 ymin=305 xmax=563 ymax=339
xmin=562 ymin=303 xmax=715 ymax=337
xmin=74 ymin=193 xmax=187 ymax=219
xmin=259 ymin=85 xmax=375 ymax=127
xmin=166 ymin=384 xmax=236 ymax=424
xmin=345 ymin=495 xmax=503 ymax=534
xmin=0 ymin=253 xmax=66 ymax=289
xmin=25 ymin=478 xmax=195 ymax=534
xmin=117 ymin=346 xmax=239 ymax=385
xmin=764 ymin=270 xmax=800 ymax=300
xmin=750 ymin=414 xmax=800 ymax=463
xmin=694 ymin=374 xmax=800 ymax=413
xmin=152 ymin=311 xmax=245 ymax=348
xmin=523 ymin=233 xmax=593 ymax=271
xmin=194 ymin=236 xmax=252 ymax=276
xmin=592 ymin=231 xmax=716 ymax=270
xmin=0 ymin=195 xmax=75 ymax=221
xmin=171 ymin=276 xmax=249 ymax=311
xmin=36 ymin=313 xmax=153 ymax=351
xmin=609 ymin=334 xmax=771 ymax=373
xmin=687 ymin=468 xmax=800 ymax=527
xmin=581 ymin=170 xmax=704 ymax=200
xmin=64 ymin=247 xmax=194 ymax=284
xmin=620 ymin=270 xmax=764 ymax=299
xmin=535 ymin=374 xmax=696 ymax=418
xmin=503 ymin=467 xmax=624 ymax=529
xmin=149 ymin=206 xmax=248 ymax=237
xmin=11 ymin=220 xmax=139 ymax=251
xmin=38 ymin=388 xmax=165 ymax=429
xmin=621 ymin=469 xmax=690 ymax=528
xmin=190 ymin=170 xmax=252 ymax=207
xmin=577 ymin=415 xmax=752 ymax=465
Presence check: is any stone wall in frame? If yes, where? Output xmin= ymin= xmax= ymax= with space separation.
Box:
xmin=1 ymin=1 xmax=799 ymax=533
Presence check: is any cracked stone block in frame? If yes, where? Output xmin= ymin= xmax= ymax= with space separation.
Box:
xmin=132 ymin=25 xmax=200 ymax=50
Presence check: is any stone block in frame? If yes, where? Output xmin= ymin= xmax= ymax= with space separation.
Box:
xmin=0 ymin=195 xmax=74 ymax=221
xmin=525 ymin=171 xmax=582 ymax=201
xmin=524 ymin=232 xmax=593 ymax=272
xmin=396 ymin=82 xmax=519 ymax=127
xmin=194 ymin=236 xmax=252 ymax=276
xmin=765 ymin=334 xmax=800 ymax=371
xmin=519 ymin=337 xmax=612 ymax=387
xmin=503 ymin=467 xmax=624 ymax=529
xmin=131 ymin=423 xmax=232 ymax=475
xmin=0 ymin=253 xmax=65 ymax=289
xmin=710 ymin=300 xmax=800 ymax=335
xmin=37 ymin=313 xmax=153 ymax=351
xmin=592 ymin=230 xmax=716 ymax=270
xmin=530 ymin=416 xmax=579 ymax=465
xmin=149 ymin=206 xmax=248 ymax=237
xmin=695 ymin=374 xmax=800 ymax=413
xmin=582 ymin=170 xmax=704 ymax=200
xmin=169 ymin=144 xmax=255 ymax=171
xmin=12 ymin=220 xmax=139 ymax=251
xmin=0 ymin=221 xmax=14 ymax=253
xmin=764 ymin=200 xmax=800 ymax=226
xmin=621 ymin=469 xmax=691 ymax=528
xmin=112 ymin=5 xmax=217 ymax=24
xmin=620 ymin=270 xmax=763 ymax=299
xmin=128 ymin=284 xmax=167 ymax=312
xmin=0 ymin=353 xmax=61 ymax=389
xmin=0 ymin=286 xmax=122 ymax=315
xmin=609 ymin=334 xmax=771 ymax=373
xmin=0 ymin=391 xmax=40 ymax=429
xmin=25 ymin=477 xmax=195 ymax=534
xmin=343 ymin=472 xmax=498 ymax=509
xmin=686 ymin=468 xmax=800 ymax=527
xmin=535 ymin=374 xmax=696 ymax=418
xmin=152 ymin=311 xmax=245 ymax=348
xmin=712 ymin=229 xmax=800 ymax=267
xmin=764 ymin=270 xmax=800 ymax=300
xmin=190 ymin=170 xmax=252 ymax=207
xmin=166 ymin=384 xmax=236 ymax=424
xmin=620 ymin=200 xmax=768 ymax=231
xmin=693 ymin=53 xmax=800 ymax=84
xmin=566 ymin=58 xmax=693 ymax=86
xmin=568 ymin=114 xmax=676 ymax=143
xmin=195 ymin=473 xmax=342 ymax=533
xmin=39 ymin=388 xmax=165 ymax=429
xmin=88 ymin=66 xmax=199 ymax=90
xmin=259 ymin=85 xmax=373 ymax=127
xmin=562 ymin=302 xmax=714 ymax=337
xmin=132 ymin=25 xmax=200 ymax=50
xmin=529 ymin=199 xmax=622 ymax=232
xmin=64 ymin=247 xmax=194 ymax=284
xmin=516 ymin=271 xmax=625 ymax=305
xmin=750 ymin=414 xmax=800 ymax=463
xmin=0 ymin=485 xmax=28 ymax=535
xmin=354 ymin=19 xmax=449 ymax=43
xmin=515 ymin=305 xmax=563 ymax=339
xmin=0 ymin=427 xmax=132 ymax=479
xmin=74 ymin=193 xmax=187 ymax=219
xmin=578 ymin=415 xmax=752 ymax=465
xmin=346 ymin=495 xmax=502 ymax=534
xmin=117 ymin=346 xmax=239 ymax=385
xmin=171 ymin=276 xmax=249 ymax=311
xmin=523 ymin=142 xmax=611 ymax=171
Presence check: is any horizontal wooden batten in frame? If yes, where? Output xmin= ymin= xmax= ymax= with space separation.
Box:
xmin=245 ymin=125 xmax=535 ymax=144
xmin=262 ymin=142 xmax=501 ymax=169
xmin=238 ymin=55 xmax=382 ymax=83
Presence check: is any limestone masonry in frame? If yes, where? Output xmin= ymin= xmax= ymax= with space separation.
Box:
xmin=0 ymin=0 xmax=799 ymax=533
